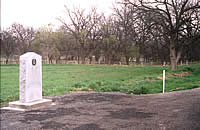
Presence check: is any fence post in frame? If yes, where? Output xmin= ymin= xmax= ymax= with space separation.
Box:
xmin=163 ymin=70 xmax=165 ymax=93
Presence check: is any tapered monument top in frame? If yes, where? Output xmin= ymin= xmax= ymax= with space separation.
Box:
xmin=20 ymin=52 xmax=41 ymax=58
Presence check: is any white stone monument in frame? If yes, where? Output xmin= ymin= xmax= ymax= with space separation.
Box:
xmin=20 ymin=52 xmax=42 ymax=102
xmin=3 ymin=52 xmax=52 ymax=111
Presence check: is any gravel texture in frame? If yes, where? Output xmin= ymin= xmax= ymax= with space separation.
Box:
xmin=1 ymin=88 xmax=200 ymax=130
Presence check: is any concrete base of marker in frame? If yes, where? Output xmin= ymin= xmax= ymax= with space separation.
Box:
xmin=2 ymin=99 xmax=52 ymax=111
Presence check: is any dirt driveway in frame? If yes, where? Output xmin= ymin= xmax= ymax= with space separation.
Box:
xmin=1 ymin=88 xmax=200 ymax=130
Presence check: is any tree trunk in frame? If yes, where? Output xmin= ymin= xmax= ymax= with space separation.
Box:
xmin=6 ymin=58 xmax=9 ymax=64
xmin=136 ymin=56 xmax=140 ymax=64
xmin=169 ymin=43 xmax=177 ymax=70
xmin=49 ymin=58 xmax=53 ymax=64
xmin=77 ymin=56 xmax=80 ymax=64
xmin=125 ymin=56 xmax=129 ymax=65
xmin=89 ymin=57 xmax=92 ymax=64
xmin=176 ymin=49 xmax=182 ymax=64
xmin=81 ymin=56 xmax=85 ymax=64
xmin=105 ymin=56 xmax=109 ymax=64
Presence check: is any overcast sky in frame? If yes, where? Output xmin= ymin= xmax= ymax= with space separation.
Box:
xmin=1 ymin=0 xmax=116 ymax=29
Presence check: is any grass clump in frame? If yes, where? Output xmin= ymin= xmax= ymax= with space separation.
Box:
xmin=127 ymin=86 xmax=149 ymax=94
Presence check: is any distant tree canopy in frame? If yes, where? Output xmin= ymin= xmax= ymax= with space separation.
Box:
xmin=1 ymin=0 xmax=200 ymax=70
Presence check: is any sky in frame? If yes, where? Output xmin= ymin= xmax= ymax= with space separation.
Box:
xmin=1 ymin=0 xmax=116 ymax=29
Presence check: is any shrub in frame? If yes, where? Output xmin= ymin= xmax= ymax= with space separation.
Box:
xmin=182 ymin=66 xmax=195 ymax=72
xmin=128 ymin=86 xmax=149 ymax=95
xmin=73 ymin=81 xmax=87 ymax=88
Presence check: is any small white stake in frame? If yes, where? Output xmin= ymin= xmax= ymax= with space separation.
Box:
xmin=163 ymin=70 xmax=165 ymax=93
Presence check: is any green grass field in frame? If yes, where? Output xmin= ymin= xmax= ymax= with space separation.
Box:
xmin=1 ymin=64 xmax=200 ymax=104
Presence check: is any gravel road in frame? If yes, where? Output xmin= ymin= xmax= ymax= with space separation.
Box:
xmin=1 ymin=88 xmax=200 ymax=130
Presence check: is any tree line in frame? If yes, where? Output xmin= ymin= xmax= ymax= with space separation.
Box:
xmin=1 ymin=0 xmax=200 ymax=70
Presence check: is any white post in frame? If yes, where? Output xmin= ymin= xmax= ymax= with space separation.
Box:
xmin=163 ymin=70 xmax=165 ymax=93
xmin=186 ymin=60 xmax=189 ymax=65
xmin=163 ymin=61 xmax=166 ymax=66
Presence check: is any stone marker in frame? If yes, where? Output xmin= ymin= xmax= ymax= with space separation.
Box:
xmin=2 ymin=52 xmax=52 ymax=111
xmin=20 ymin=52 xmax=42 ymax=102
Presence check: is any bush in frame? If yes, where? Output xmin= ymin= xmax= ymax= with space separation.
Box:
xmin=182 ymin=66 xmax=195 ymax=72
xmin=73 ymin=81 xmax=87 ymax=88
xmin=128 ymin=86 xmax=149 ymax=95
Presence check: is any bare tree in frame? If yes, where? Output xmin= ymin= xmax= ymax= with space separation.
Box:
xmin=58 ymin=6 xmax=103 ymax=64
xmin=31 ymin=25 xmax=61 ymax=64
xmin=98 ymin=16 xmax=121 ymax=64
xmin=10 ymin=23 xmax=35 ymax=54
xmin=1 ymin=30 xmax=17 ymax=64
xmin=127 ymin=0 xmax=200 ymax=70
xmin=113 ymin=2 xmax=138 ymax=65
